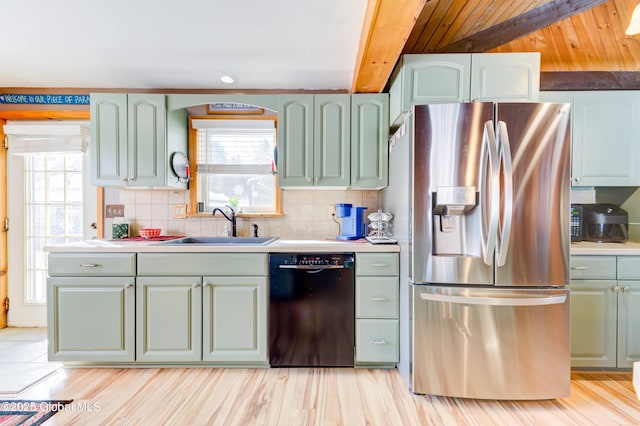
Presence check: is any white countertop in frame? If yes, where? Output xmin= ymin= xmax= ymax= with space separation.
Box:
xmin=44 ymin=238 xmax=400 ymax=254
xmin=571 ymin=241 xmax=640 ymax=255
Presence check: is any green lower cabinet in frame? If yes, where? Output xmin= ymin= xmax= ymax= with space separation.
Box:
xmin=617 ymin=281 xmax=640 ymax=368
xmin=47 ymin=277 xmax=135 ymax=362
xmin=202 ymin=276 xmax=268 ymax=363
xmin=354 ymin=253 xmax=399 ymax=366
xmin=355 ymin=319 xmax=399 ymax=364
xmin=570 ymin=279 xmax=640 ymax=368
xmin=136 ymin=277 xmax=202 ymax=362
xmin=570 ymin=280 xmax=617 ymax=368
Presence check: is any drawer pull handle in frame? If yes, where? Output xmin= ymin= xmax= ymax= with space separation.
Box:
xmin=80 ymin=263 xmax=101 ymax=268
xmin=571 ymin=266 xmax=589 ymax=270
xmin=370 ymin=339 xmax=389 ymax=345
xmin=371 ymin=263 xmax=389 ymax=267
xmin=371 ymin=297 xmax=388 ymax=302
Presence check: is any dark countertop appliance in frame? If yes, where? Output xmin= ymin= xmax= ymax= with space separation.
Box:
xmin=269 ymin=253 xmax=355 ymax=367
xmin=582 ymin=203 xmax=629 ymax=242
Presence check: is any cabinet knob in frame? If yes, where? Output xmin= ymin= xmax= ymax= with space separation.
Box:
xmin=203 ymin=282 xmax=210 ymax=287
xmin=610 ymin=286 xmax=619 ymax=292
xmin=622 ymin=286 xmax=630 ymax=293
xmin=192 ymin=283 xmax=200 ymax=288
xmin=125 ymin=283 xmax=134 ymax=289
xmin=572 ymin=177 xmax=581 ymax=183
xmin=306 ymin=177 xmax=312 ymax=182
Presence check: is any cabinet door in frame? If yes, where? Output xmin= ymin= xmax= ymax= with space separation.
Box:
xmin=351 ymin=94 xmax=389 ymax=189
xmin=617 ymin=281 xmax=640 ymax=368
xmin=314 ymin=94 xmax=350 ymax=187
xmin=402 ymin=54 xmax=471 ymax=107
xmin=128 ymin=94 xmax=166 ymax=186
xmin=202 ymin=276 xmax=267 ymax=363
xmin=47 ymin=277 xmax=135 ymax=362
xmin=136 ymin=277 xmax=202 ymax=362
xmin=91 ymin=93 xmax=128 ymax=185
xmin=572 ymin=91 xmax=640 ymax=186
xmin=277 ymin=95 xmax=314 ymax=187
xmin=569 ymin=280 xmax=617 ymax=368
xmin=355 ymin=319 xmax=399 ymax=364
xmin=470 ymin=53 xmax=540 ymax=102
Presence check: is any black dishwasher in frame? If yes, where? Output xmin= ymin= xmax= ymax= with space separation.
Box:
xmin=269 ymin=253 xmax=355 ymax=367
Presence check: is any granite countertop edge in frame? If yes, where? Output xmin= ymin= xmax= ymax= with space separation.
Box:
xmin=571 ymin=241 xmax=640 ymax=255
xmin=44 ymin=239 xmax=401 ymax=254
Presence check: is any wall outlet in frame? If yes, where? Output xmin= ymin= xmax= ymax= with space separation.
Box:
xmin=328 ymin=204 xmax=336 ymax=218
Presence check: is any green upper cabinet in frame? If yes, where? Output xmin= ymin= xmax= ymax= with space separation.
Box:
xmin=351 ymin=94 xmax=389 ymax=189
xmin=315 ymin=94 xmax=351 ymax=187
xmin=90 ymin=93 xmax=187 ymax=188
xmin=469 ymin=53 xmax=540 ymax=102
xmin=389 ymin=54 xmax=471 ymax=123
xmin=389 ymin=53 xmax=540 ymax=126
xmin=571 ymin=91 xmax=640 ymax=187
xmin=277 ymin=94 xmax=350 ymax=187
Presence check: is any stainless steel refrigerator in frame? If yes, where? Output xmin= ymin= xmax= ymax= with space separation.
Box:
xmin=382 ymin=102 xmax=571 ymax=400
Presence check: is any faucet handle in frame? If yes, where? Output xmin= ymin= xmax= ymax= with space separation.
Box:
xmin=252 ymin=223 xmax=259 ymax=237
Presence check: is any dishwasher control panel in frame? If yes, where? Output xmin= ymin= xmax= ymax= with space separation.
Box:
xmin=269 ymin=253 xmax=354 ymax=267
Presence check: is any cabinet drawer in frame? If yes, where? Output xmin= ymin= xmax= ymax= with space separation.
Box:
xmin=356 ymin=253 xmax=399 ymax=276
xmin=48 ymin=253 xmax=136 ymax=276
xmin=616 ymin=257 xmax=640 ymax=280
xmin=356 ymin=277 xmax=399 ymax=318
xmin=356 ymin=319 xmax=399 ymax=364
xmin=570 ymin=256 xmax=616 ymax=280
xmin=137 ymin=253 xmax=267 ymax=276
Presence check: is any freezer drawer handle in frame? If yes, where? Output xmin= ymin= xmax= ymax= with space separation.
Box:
xmin=419 ymin=292 xmax=567 ymax=306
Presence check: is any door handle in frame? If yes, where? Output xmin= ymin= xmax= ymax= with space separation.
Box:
xmin=419 ymin=292 xmax=567 ymax=306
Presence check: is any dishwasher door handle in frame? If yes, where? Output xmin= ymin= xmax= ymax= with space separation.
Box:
xmin=278 ymin=265 xmax=347 ymax=270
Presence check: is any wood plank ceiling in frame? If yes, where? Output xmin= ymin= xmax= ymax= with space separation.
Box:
xmin=353 ymin=0 xmax=640 ymax=93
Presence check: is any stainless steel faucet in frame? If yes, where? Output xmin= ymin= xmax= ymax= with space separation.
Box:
xmin=212 ymin=205 xmax=237 ymax=237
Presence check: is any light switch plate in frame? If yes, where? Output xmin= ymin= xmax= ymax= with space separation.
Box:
xmin=105 ymin=204 xmax=125 ymax=218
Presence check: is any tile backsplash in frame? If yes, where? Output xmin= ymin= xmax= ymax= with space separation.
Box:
xmin=103 ymin=188 xmax=381 ymax=240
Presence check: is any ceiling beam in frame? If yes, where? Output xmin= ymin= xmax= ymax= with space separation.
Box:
xmin=433 ymin=0 xmax=609 ymax=53
xmin=351 ymin=0 xmax=428 ymax=93
xmin=541 ymin=71 xmax=640 ymax=90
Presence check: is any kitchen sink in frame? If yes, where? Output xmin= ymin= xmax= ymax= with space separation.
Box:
xmin=155 ymin=236 xmax=278 ymax=246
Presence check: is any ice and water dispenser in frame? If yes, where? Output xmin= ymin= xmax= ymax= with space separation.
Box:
xmin=431 ymin=186 xmax=480 ymax=256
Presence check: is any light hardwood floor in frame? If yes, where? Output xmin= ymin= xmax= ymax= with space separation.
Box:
xmin=3 ymin=328 xmax=640 ymax=425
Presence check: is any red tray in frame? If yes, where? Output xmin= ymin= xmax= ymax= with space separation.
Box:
xmin=113 ymin=236 xmax=184 ymax=242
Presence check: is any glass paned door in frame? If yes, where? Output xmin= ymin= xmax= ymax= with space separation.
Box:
xmin=7 ymin=137 xmax=95 ymax=326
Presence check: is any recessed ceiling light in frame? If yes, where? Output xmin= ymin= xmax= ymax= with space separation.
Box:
xmin=220 ymin=75 xmax=235 ymax=84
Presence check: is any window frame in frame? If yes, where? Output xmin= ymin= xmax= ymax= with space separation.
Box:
xmin=187 ymin=115 xmax=283 ymax=217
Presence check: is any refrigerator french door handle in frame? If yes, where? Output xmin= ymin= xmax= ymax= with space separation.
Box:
xmin=419 ymin=292 xmax=567 ymax=306
xmin=480 ymin=120 xmax=499 ymax=266
xmin=496 ymin=121 xmax=514 ymax=267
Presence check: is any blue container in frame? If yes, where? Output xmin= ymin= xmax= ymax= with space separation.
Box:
xmin=337 ymin=206 xmax=367 ymax=240
xmin=336 ymin=203 xmax=352 ymax=217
